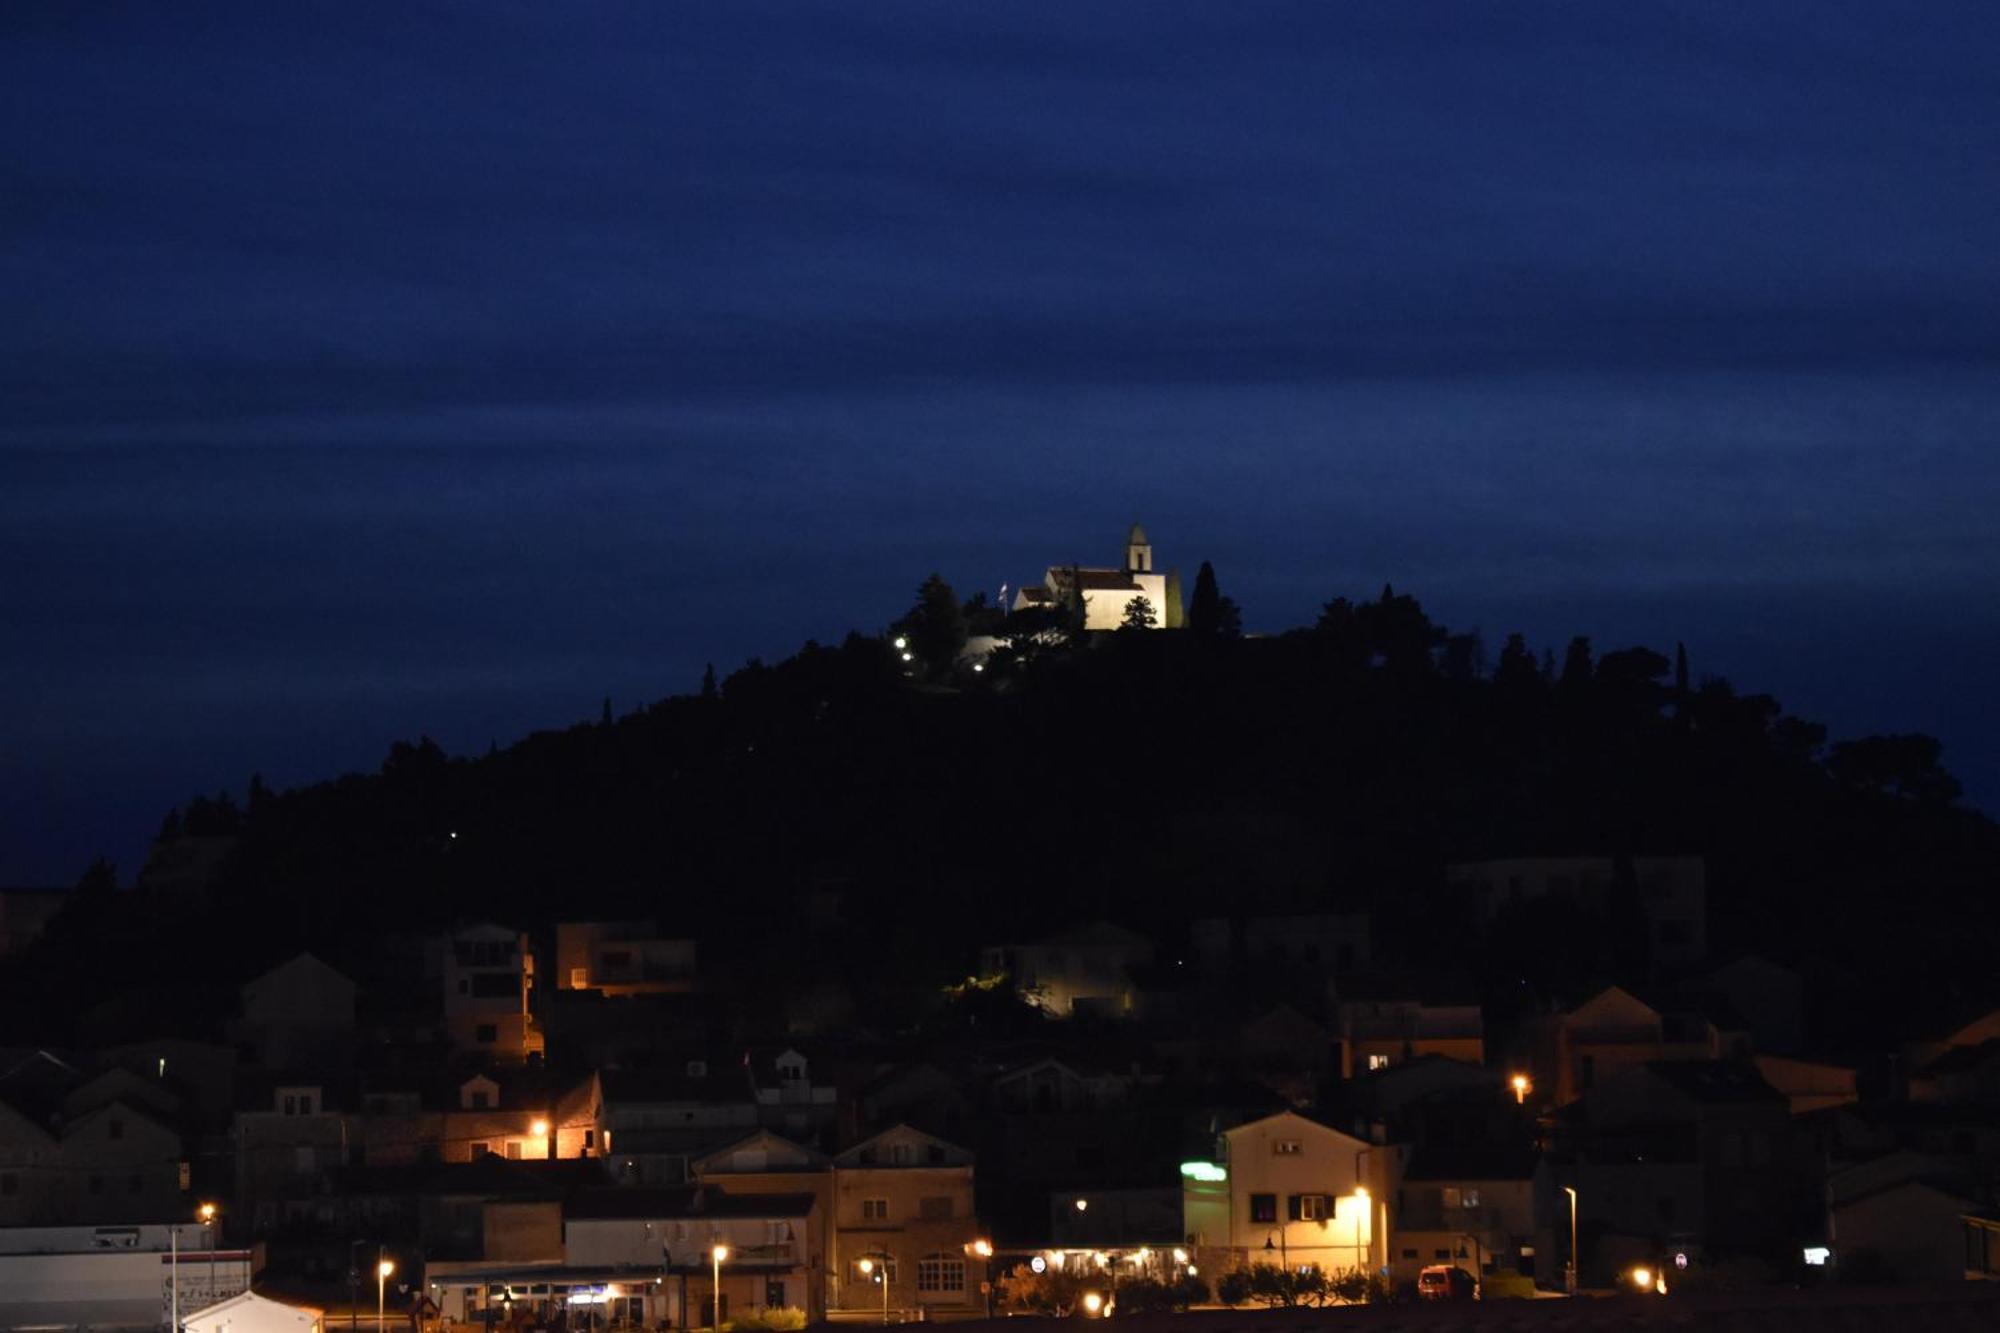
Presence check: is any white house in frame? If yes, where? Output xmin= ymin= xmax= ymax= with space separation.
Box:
xmin=979 ymin=922 xmax=1154 ymax=1018
xmin=1182 ymin=1110 xmax=1387 ymax=1275
xmin=182 ymin=1291 xmax=322 ymax=1333
xmin=1011 ymin=525 xmax=1179 ymax=631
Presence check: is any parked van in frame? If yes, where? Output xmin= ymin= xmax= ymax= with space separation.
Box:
xmin=1417 ymin=1265 xmax=1477 ymax=1301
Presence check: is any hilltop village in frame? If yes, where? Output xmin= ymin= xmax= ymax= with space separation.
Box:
xmin=0 ymin=528 xmax=1996 ymax=1325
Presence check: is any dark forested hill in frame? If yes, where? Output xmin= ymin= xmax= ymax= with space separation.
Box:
xmin=12 ymin=584 xmax=1996 ymax=1053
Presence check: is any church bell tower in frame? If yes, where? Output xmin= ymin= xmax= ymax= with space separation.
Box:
xmin=1125 ymin=522 xmax=1152 ymax=574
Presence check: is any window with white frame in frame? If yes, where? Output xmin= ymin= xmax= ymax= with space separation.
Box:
xmin=917 ymin=1254 xmax=965 ymax=1294
xmin=1298 ymin=1194 xmax=1328 ymax=1221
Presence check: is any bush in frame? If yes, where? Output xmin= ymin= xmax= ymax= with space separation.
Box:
xmin=1114 ymin=1277 xmax=1171 ymax=1315
xmin=1170 ymin=1273 xmax=1209 ymax=1310
xmin=732 ymin=1309 xmax=806 ymax=1332
xmin=1215 ymin=1269 xmax=1252 ymax=1307
xmin=996 ymin=1261 xmax=1084 ymax=1315
xmin=1326 ymin=1268 xmax=1388 ymax=1305
xmin=1479 ymin=1269 xmax=1537 ymax=1300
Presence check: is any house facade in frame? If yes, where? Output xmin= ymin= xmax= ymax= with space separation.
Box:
xmin=1182 ymin=1110 xmax=1387 ymax=1276
xmin=442 ymin=924 xmax=543 ymax=1062
xmin=830 ymin=1125 xmax=980 ymax=1318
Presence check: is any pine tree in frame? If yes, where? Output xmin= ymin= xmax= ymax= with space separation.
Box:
xmin=1189 ymin=561 xmax=1222 ymax=636
xmin=1120 ymin=595 xmax=1157 ymax=630
xmin=899 ymin=573 xmax=968 ymax=671
xmin=701 ymin=663 xmax=718 ymax=700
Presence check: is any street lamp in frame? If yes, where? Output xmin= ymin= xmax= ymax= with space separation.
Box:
xmin=1563 ymin=1186 xmax=1579 ymax=1295
xmin=968 ymin=1240 xmax=994 ymax=1318
xmin=196 ymin=1203 xmax=222 ymax=1302
xmin=1510 ymin=1074 xmax=1531 ymax=1105
xmin=531 ymin=1118 xmax=551 ymax=1158
xmin=377 ymin=1254 xmax=395 ymax=1332
xmin=711 ymin=1245 xmax=728 ymax=1332
xmin=857 ymin=1255 xmax=889 ymax=1326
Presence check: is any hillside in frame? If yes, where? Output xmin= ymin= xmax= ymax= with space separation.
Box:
xmin=10 ymin=583 xmax=1997 ymax=1052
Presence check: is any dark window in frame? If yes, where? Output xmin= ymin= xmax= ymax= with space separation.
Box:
xmin=584 ymin=1130 xmax=595 ymax=1149
xmin=765 ymin=1281 xmax=786 ymax=1308
xmin=1250 ymin=1193 xmax=1277 ymax=1223
xmin=469 ymin=1090 xmax=491 ymax=1109
xmin=926 ymin=1144 xmax=945 ymax=1165
xmin=1401 ymin=1248 xmax=1417 ymax=1260
xmin=1286 ymin=1194 xmax=1303 ymax=1221
xmin=1434 ymin=1248 xmax=1452 ymax=1260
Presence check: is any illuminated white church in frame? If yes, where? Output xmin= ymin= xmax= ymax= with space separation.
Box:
xmin=1011 ymin=523 xmax=1181 ymax=630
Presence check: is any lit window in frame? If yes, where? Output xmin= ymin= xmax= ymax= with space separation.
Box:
xmin=1273 ymin=1139 xmax=1302 ymax=1156
xmin=1366 ymin=1054 xmax=1390 ymax=1071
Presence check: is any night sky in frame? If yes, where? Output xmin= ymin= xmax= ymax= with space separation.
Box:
xmin=5 ymin=3 xmax=1998 ymax=884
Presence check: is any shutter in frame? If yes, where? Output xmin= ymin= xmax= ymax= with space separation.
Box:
xmin=1287 ymin=1194 xmax=1302 ymax=1221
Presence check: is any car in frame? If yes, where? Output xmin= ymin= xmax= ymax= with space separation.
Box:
xmin=1417 ymin=1264 xmax=1477 ymax=1301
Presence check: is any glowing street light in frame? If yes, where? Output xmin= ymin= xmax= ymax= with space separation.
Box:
xmin=857 ymin=1255 xmax=889 ymax=1326
xmin=1510 ymin=1074 xmax=1531 ymax=1104
xmin=1081 ymin=1292 xmax=1103 ymax=1316
xmin=967 ymin=1240 xmax=994 ymax=1317
xmin=194 ymin=1203 xmax=223 ymax=1300
xmin=712 ymin=1245 xmax=729 ymax=1331
xmin=377 ymin=1254 xmax=395 ymax=1332
xmin=1629 ymin=1267 xmax=1652 ymax=1291
xmin=1074 ymin=1198 xmax=1089 ymax=1212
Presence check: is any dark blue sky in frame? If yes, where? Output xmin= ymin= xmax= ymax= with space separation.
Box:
xmin=5 ymin=2 xmax=1998 ymax=883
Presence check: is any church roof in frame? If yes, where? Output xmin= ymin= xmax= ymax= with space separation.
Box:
xmin=1048 ymin=566 xmax=1141 ymax=592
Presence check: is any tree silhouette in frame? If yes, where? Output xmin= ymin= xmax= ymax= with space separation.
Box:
xmin=1120 ymin=595 xmax=1157 ymax=631
xmin=897 ymin=573 xmax=969 ymax=672
xmin=1189 ymin=561 xmax=1222 ymax=635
